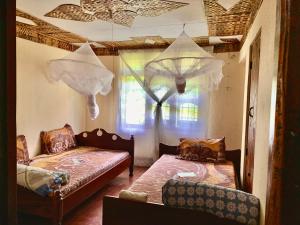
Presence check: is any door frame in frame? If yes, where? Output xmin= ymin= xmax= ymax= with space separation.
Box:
xmin=0 ymin=1 xmax=17 ymax=225
xmin=265 ymin=0 xmax=300 ymax=225
xmin=243 ymin=29 xmax=261 ymax=193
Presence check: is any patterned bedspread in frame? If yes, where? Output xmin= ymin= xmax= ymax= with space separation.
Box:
xmin=129 ymin=154 xmax=236 ymax=204
xmin=30 ymin=146 xmax=130 ymax=197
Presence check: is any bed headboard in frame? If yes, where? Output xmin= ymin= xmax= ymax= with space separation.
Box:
xmin=159 ymin=143 xmax=241 ymax=188
xmin=75 ymin=128 xmax=134 ymax=154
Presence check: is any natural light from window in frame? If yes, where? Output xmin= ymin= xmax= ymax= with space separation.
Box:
xmin=179 ymin=103 xmax=198 ymax=121
xmin=121 ymin=75 xmax=145 ymax=126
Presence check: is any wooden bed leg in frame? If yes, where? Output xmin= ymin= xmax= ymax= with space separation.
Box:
xmin=129 ymin=164 xmax=134 ymax=177
xmin=129 ymin=135 xmax=134 ymax=177
xmin=52 ymin=191 xmax=63 ymax=225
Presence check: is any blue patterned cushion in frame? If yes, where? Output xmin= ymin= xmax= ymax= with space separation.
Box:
xmin=162 ymin=179 xmax=260 ymax=225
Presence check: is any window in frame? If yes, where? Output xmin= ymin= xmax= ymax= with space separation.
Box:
xmin=120 ymin=75 xmax=204 ymax=132
xmin=176 ymin=86 xmax=200 ymax=123
xmin=179 ymin=103 xmax=198 ymax=121
xmin=151 ymin=103 xmax=170 ymax=120
xmin=120 ymin=75 xmax=146 ymax=131
xmin=118 ymin=51 xmax=208 ymax=135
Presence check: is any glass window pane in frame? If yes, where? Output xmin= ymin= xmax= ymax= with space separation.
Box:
xmin=179 ymin=103 xmax=198 ymax=121
xmin=121 ymin=75 xmax=145 ymax=125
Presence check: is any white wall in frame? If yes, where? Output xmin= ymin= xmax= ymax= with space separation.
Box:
xmin=239 ymin=0 xmax=279 ymax=224
xmin=208 ymin=52 xmax=246 ymax=150
xmin=17 ymin=38 xmax=86 ymax=157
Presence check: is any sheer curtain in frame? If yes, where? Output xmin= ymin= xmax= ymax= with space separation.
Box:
xmin=117 ymin=49 xmax=209 ymax=166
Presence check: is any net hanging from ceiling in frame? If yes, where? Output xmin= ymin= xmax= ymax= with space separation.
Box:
xmin=48 ymin=43 xmax=114 ymax=120
xmin=119 ymin=32 xmax=224 ymax=159
xmin=144 ymin=31 xmax=224 ymax=94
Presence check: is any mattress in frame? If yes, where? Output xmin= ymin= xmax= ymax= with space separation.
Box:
xmin=128 ymin=154 xmax=236 ymax=204
xmin=30 ymin=146 xmax=130 ymax=197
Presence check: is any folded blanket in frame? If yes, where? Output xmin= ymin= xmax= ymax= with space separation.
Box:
xmin=17 ymin=164 xmax=70 ymax=197
xmin=119 ymin=190 xmax=148 ymax=202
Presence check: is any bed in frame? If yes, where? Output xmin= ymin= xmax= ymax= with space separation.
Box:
xmin=17 ymin=128 xmax=134 ymax=225
xmin=103 ymin=143 xmax=242 ymax=225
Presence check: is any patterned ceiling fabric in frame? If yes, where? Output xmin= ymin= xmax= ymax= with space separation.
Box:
xmin=16 ymin=9 xmax=242 ymax=55
xmin=128 ymin=154 xmax=236 ymax=204
xmin=217 ymin=0 xmax=241 ymax=11
xmin=16 ymin=0 xmax=263 ymax=54
xmin=203 ymin=0 xmax=263 ymax=36
xmin=45 ymin=0 xmax=189 ymax=27
xmin=30 ymin=146 xmax=130 ymax=197
xmin=16 ymin=9 xmax=87 ymax=43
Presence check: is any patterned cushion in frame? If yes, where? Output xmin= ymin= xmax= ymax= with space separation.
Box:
xmin=177 ymin=137 xmax=226 ymax=162
xmin=17 ymin=135 xmax=30 ymax=165
xmin=40 ymin=124 xmax=77 ymax=154
xmin=162 ymin=179 xmax=260 ymax=225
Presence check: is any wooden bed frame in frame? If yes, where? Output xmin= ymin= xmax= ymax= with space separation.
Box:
xmin=103 ymin=143 xmax=242 ymax=225
xmin=17 ymin=128 xmax=134 ymax=225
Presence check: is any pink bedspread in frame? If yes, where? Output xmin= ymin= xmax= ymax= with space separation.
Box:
xmin=129 ymin=154 xmax=236 ymax=204
xmin=30 ymin=146 xmax=130 ymax=197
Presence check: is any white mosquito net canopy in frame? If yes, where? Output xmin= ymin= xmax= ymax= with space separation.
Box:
xmin=144 ymin=31 xmax=224 ymax=94
xmin=48 ymin=43 xmax=114 ymax=120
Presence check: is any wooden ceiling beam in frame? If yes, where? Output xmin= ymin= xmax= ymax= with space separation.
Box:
xmin=16 ymin=23 xmax=76 ymax=52
xmin=93 ymin=48 xmax=119 ymax=56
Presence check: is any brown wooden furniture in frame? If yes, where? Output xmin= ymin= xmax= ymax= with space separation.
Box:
xmin=103 ymin=143 xmax=242 ymax=225
xmin=17 ymin=128 xmax=134 ymax=225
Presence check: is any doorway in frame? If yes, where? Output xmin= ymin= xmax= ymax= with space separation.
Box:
xmin=0 ymin=1 xmax=17 ymax=225
xmin=243 ymin=31 xmax=261 ymax=193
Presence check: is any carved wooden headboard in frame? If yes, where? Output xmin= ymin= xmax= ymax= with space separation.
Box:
xmin=75 ymin=128 xmax=134 ymax=154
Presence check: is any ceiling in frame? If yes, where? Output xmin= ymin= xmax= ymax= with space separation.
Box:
xmin=17 ymin=0 xmax=208 ymax=41
xmin=16 ymin=0 xmax=262 ymax=55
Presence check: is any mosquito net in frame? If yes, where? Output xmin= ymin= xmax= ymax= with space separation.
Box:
xmin=48 ymin=43 xmax=114 ymax=119
xmin=144 ymin=31 xmax=224 ymax=94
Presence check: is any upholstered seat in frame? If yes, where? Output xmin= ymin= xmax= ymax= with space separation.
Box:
xmin=162 ymin=179 xmax=260 ymax=225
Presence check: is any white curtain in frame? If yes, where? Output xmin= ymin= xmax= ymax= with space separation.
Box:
xmin=117 ymin=49 xmax=209 ymax=166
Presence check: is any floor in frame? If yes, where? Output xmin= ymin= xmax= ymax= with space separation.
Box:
xmin=18 ymin=167 xmax=147 ymax=225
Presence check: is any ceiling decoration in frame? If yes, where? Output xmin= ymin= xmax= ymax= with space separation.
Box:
xmin=16 ymin=16 xmax=37 ymax=26
xmin=219 ymin=38 xmax=240 ymax=43
xmin=45 ymin=0 xmax=189 ymax=27
xmin=217 ymin=0 xmax=241 ymax=11
xmin=16 ymin=0 xmax=263 ymax=56
xmin=16 ymin=9 xmax=87 ymax=51
xmin=203 ymin=0 xmax=263 ymax=36
xmin=17 ymin=9 xmax=241 ymax=55
xmin=97 ymin=35 xmax=210 ymax=49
